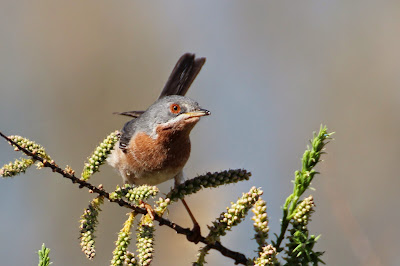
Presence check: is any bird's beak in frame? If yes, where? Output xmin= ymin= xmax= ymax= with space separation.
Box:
xmin=184 ymin=108 xmax=211 ymax=117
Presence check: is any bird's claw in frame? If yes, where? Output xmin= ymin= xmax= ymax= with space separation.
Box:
xmin=187 ymin=222 xmax=201 ymax=244
xmin=139 ymin=200 xmax=155 ymax=220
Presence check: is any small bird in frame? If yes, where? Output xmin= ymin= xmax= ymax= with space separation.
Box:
xmin=107 ymin=53 xmax=209 ymax=235
xmin=108 ymin=95 xmax=210 ymax=186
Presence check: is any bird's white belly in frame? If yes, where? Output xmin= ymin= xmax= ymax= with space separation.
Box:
xmin=107 ymin=145 xmax=181 ymax=185
xmin=128 ymin=168 xmax=179 ymax=185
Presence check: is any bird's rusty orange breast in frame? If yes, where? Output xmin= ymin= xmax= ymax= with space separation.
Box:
xmin=125 ymin=122 xmax=194 ymax=175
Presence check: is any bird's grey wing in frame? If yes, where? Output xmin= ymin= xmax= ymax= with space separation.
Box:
xmin=118 ymin=118 xmax=138 ymax=151
xmin=158 ymin=53 xmax=206 ymax=98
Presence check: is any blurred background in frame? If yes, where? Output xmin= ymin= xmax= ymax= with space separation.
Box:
xmin=1 ymin=1 xmax=399 ymax=265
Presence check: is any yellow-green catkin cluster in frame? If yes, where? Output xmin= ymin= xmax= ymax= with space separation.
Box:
xmin=154 ymin=197 xmax=171 ymax=216
xmin=1 ymin=136 xmax=51 ymax=177
xmin=253 ymin=244 xmax=278 ymax=266
xmin=124 ymin=251 xmax=138 ymax=266
xmin=206 ymin=186 xmax=263 ymax=243
xmin=137 ymin=215 xmax=155 ymax=266
xmin=8 ymin=135 xmax=51 ymax=162
xmin=165 ymin=169 xmax=251 ymax=202
xmin=291 ymin=195 xmax=315 ymax=230
xmin=252 ymin=198 xmax=269 ymax=252
xmin=155 ymin=169 xmax=251 ymax=216
xmin=81 ymin=131 xmax=120 ymax=181
xmin=79 ymin=196 xmax=104 ymax=260
xmin=1 ymin=158 xmax=35 ymax=177
xmin=111 ymin=212 xmax=136 ymax=266
xmin=110 ymin=184 xmax=159 ymax=205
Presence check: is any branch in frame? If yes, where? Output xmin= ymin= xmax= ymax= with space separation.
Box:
xmin=0 ymin=131 xmax=249 ymax=265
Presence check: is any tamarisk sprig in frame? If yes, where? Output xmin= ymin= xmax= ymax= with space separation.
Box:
xmin=111 ymin=212 xmax=137 ymax=266
xmin=38 ymin=243 xmax=52 ymax=266
xmin=79 ymin=196 xmax=104 ymax=260
xmin=274 ymin=125 xmax=333 ymax=251
xmin=136 ymin=215 xmax=155 ymax=266
xmin=155 ymin=169 xmax=251 ymax=215
xmin=0 ymin=124 xmax=334 ymax=265
xmin=110 ymin=184 xmax=159 ymax=205
xmin=0 ymin=131 xmax=250 ymax=265
xmin=252 ymin=198 xmax=269 ymax=253
xmin=206 ymin=187 xmax=263 ymax=243
xmin=253 ymin=244 xmax=278 ymax=266
xmin=81 ymin=131 xmax=120 ymax=181
xmin=168 ymin=169 xmax=251 ymax=201
xmin=7 ymin=135 xmax=51 ymax=162
xmin=124 ymin=251 xmax=138 ymax=266
xmin=194 ymin=245 xmax=211 ymax=266
xmin=1 ymin=135 xmax=51 ymax=177
xmin=284 ymin=196 xmax=324 ymax=265
xmin=1 ymin=158 xmax=35 ymax=177
xmin=194 ymin=187 xmax=263 ymax=265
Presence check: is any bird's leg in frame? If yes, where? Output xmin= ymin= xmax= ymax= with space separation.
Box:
xmin=174 ymin=172 xmax=201 ymax=243
xmin=181 ymin=198 xmax=200 ymax=226
xmin=139 ymin=200 xmax=155 ymax=220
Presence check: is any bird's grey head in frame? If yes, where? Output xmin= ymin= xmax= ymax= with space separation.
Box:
xmin=137 ymin=95 xmax=210 ymax=136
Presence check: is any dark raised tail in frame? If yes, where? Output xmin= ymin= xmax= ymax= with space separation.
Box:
xmin=158 ymin=53 xmax=206 ymax=98
xmin=114 ymin=53 xmax=206 ymax=118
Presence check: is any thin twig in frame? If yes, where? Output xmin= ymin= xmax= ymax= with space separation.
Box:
xmin=0 ymin=131 xmax=249 ymax=265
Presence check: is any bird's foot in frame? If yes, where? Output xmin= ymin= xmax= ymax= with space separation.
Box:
xmin=139 ymin=200 xmax=155 ymax=220
xmin=187 ymin=222 xmax=202 ymax=244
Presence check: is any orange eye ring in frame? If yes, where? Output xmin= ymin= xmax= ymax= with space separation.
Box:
xmin=170 ymin=103 xmax=181 ymax=114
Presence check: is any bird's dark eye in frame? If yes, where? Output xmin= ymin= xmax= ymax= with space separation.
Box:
xmin=170 ymin=103 xmax=181 ymax=114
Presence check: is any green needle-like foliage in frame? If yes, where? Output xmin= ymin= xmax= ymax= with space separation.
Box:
xmin=81 ymin=131 xmax=120 ymax=181
xmin=289 ymin=126 xmax=333 ymax=212
xmin=79 ymin=196 xmax=104 ymax=260
xmin=285 ymin=231 xmax=323 ymax=265
xmin=38 ymin=243 xmax=52 ymax=266
xmin=284 ymin=196 xmax=324 ymax=265
xmin=194 ymin=245 xmax=211 ymax=266
xmin=274 ymin=125 xmax=333 ymax=251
